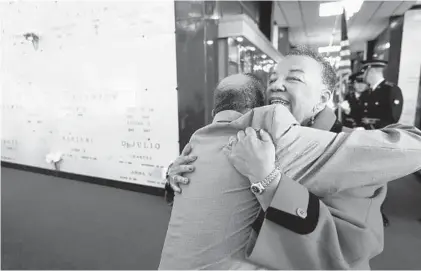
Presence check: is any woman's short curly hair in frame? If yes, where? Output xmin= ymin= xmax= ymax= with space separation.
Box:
xmin=288 ymin=46 xmax=338 ymax=93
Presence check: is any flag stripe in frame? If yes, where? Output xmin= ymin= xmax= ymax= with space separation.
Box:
xmin=340 ymin=50 xmax=351 ymax=56
xmin=338 ymin=9 xmax=351 ymax=74
xmin=335 ymin=8 xmax=351 ymax=106
xmin=340 ymin=40 xmax=349 ymax=46
xmin=338 ymin=55 xmax=351 ymax=61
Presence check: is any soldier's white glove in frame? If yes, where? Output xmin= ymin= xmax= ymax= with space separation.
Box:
xmin=340 ymin=100 xmax=351 ymax=115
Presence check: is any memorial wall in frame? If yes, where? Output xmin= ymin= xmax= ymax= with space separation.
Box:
xmin=0 ymin=1 xmax=179 ymax=188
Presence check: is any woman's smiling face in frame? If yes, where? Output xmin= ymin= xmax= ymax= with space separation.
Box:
xmin=266 ymin=55 xmax=331 ymax=125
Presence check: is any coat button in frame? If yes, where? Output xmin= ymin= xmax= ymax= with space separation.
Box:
xmin=364 ymin=103 xmax=368 ymax=106
xmin=296 ymin=208 xmax=307 ymax=219
xmin=394 ymin=100 xmax=400 ymax=105
xmin=375 ymin=102 xmax=379 ymax=105
xmin=364 ymin=110 xmax=368 ymax=113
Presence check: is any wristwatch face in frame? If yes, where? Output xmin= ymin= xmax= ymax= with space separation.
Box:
xmin=250 ymin=183 xmax=264 ymax=195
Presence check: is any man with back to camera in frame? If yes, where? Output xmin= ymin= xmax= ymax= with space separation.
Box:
xmin=162 ymin=72 xmax=360 ymax=269
xmin=164 ymin=47 xmax=421 ymax=269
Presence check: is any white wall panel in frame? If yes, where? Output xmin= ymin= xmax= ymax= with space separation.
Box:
xmin=398 ymin=9 xmax=421 ymax=125
xmin=0 ymin=1 xmax=179 ymax=188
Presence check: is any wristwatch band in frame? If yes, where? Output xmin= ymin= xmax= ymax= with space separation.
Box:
xmin=261 ymin=168 xmax=281 ymax=187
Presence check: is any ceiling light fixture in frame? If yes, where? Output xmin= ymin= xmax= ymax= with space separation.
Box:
xmin=319 ymin=0 xmax=364 ymax=19
xmin=236 ymin=37 xmax=244 ymax=42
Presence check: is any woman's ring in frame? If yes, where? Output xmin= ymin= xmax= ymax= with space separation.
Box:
xmin=228 ymin=137 xmax=237 ymax=147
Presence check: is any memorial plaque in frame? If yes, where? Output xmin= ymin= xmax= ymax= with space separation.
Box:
xmin=1 ymin=1 xmax=179 ymax=188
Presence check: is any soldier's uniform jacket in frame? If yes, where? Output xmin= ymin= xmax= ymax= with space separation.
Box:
xmin=361 ymin=80 xmax=403 ymax=129
xmin=343 ymin=91 xmax=370 ymax=127
xmin=245 ymin=107 xmax=421 ymax=270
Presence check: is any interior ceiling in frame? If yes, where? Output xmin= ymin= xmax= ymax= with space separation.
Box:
xmin=273 ymin=1 xmax=416 ymax=52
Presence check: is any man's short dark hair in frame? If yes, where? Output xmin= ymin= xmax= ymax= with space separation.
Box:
xmin=288 ymin=46 xmax=338 ymax=93
xmin=213 ymin=73 xmax=265 ymax=115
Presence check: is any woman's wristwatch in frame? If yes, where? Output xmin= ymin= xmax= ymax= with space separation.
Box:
xmin=250 ymin=168 xmax=281 ymax=195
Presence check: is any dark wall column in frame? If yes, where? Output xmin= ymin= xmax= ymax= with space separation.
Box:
xmin=352 ymin=51 xmax=365 ymax=73
xmin=364 ymin=16 xmax=403 ymax=84
xmin=365 ymin=40 xmax=376 ymax=61
xmin=277 ymin=27 xmax=290 ymax=55
xmin=203 ymin=11 xmax=219 ymax=126
xmin=386 ymin=16 xmax=404 ymax=84
xmin=258 ymin=1 xmax=272 ymax=40
xmin=174 ymin=1 xmax=219 ymax=153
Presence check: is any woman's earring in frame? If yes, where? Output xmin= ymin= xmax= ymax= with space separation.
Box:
xmin=309 ymin=105 xmax=320 ymax=126
xmin=309 ymin=114 xmax=316 ymax=126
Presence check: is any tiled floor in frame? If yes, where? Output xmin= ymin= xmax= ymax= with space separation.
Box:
xmin=1 ymin=167 xmax=421 ymax=269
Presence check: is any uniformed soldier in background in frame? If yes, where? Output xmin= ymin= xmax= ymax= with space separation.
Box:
xmin=360 ymin=60 xmax=404 ymax=129
xmin=361 ymin=59 xmax=404 ymax=227
xmin=338 ymin=71 xmax=370 ymax=128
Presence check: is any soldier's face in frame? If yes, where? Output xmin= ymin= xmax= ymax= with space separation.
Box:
xmin=266 ymin=55 xmax=330 ymax=125
xmin=363 ymin=69 xmax=375 ymax=86
xmin=354 ymin=82 xmax=368 ymax=93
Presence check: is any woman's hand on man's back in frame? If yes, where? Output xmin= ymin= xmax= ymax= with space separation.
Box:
xmin=167 ymin=143 xmax=197 ymax=193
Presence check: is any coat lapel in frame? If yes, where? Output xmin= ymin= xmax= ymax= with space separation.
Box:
xmin=310 ymin=107 xmax=342 ymax=132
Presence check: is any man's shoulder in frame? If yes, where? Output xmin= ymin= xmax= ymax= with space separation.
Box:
xmin=384 ymin=80 xmax=395 ymax=87
xmin=341 ymin=126 xmax=353 ymax=133
xmin=381 ymin=81 xmax=402 ymax=92
xmin=192 ymin=121 xmax=235 ymax=136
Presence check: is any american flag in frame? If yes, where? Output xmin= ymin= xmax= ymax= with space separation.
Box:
xmin=337 ymin=8 xmax=352 ymax=78
xmin=336 ymin=8 xmax=352 ymax=121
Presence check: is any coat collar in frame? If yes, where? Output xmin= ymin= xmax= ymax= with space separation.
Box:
xmin=212 ymin=110 xmax=243 ymax=123
xmin=310 ymin=107 xmax=338 ymax=132
xmin=371 ymin=79 xmax=385 ymax=91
